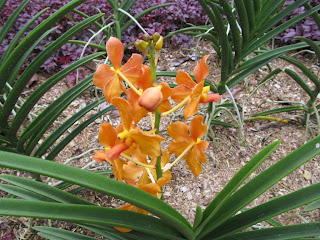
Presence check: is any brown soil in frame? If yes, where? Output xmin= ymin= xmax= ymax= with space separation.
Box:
xmin=1 ymin=43 xmax=320 ymax=239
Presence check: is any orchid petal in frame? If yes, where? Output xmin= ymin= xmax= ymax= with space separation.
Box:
xmin=160 ymin=82 xmax=172 ymax=100
xmin=104 ymin=74 xmax=122 ymax=103
xmin=120 ymin=54 xmax=143 ymax=87
xmin=183 ymin=95 xmax=201 ymax=121
xmin=93 ymin=64 xmax=115 ymax=89
xmin=92 ymin=150 xmax=108 ymax=163
xmin=191 ymin=81 xmax=204 ymax=99
xmin=185 ymin=146 xmax=202 ymax=177
xmin=169 ymin=141 xmax=191 ymax=156
xmin=137 ymin=183 xmax=161 ymax=196
xmin=176 ymin=70 xmax=197 ymax=87
xmin=138 ymin=65 xmax=153 ymax=90
xmin=106 ymin=36 xmax=123 ymax=70
xmin=171 ymin=85 xmax=192 ymax=103
xmin=193 ymin=55 xmax=209 ymax=82
xmin=196 ymin=140 xmax=209 ymax=163
xmin=130 ymin=129 xmax=165 ymax=157
xmin=158 ymin=99 xmax=172 ymax=113
xmin=167 ymin=121 xmax=192 ymax=142
xmin=99 ymin=123 xmax=117 ymax=148
xmin=111 ymin=98 xmax=133 ymax=131
xmin=189 ymin=115 xmax=206 ymax=141
xmin=127 ymin=89 xmax=148 ymax=125
xmin=122 ymin=162 xmax=143 ymax=181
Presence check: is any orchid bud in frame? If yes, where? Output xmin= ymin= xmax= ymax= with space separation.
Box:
xmin=138 ymin=86 xmax=163 ymax=112
xmin=155 ymin=35 xmax=163 ymax=50
xmin=152 ymin=32 xmax=161 ymax=42
xmin=135 ymin=39 xmax=149 ymax=54
xmin=143 ymin=34 xmax=151 ymax=41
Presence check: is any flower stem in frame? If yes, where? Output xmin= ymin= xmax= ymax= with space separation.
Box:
xmin=161 ymin=96 xmax=190 ymax=117
xmin=116 ymin=71 xmax=141 ymax=96
xmin=148 ymin=45 xmax=157 ymax=83
xmin=163 ymin=142 xmax=195 ymax=172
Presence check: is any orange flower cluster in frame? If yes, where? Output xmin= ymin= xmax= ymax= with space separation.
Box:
xmin=92 ymin=36 xmax=222 ymax=232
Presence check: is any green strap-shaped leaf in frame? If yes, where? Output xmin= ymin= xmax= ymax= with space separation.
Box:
xmin=120 ymin=3 xmax=175 ymax=32
xmin=281 ymin=55 xmax=320 ymax=89
xmin=0 ymin=0 xmax=7 ymax=12
xmin=205 ymin=182 xmax=320 ymax=239
xmin=0 ymin=0 xmax=30 ymax=46
xmin=243 ymin=3 xmax=320 ymax=60
xmin=234 ymin=0 xmax=249 ymax=48
xmin=68 ymin=40 xmax=107 ymax=51
xmin=33 ymin=226 xmax=100 ymax=240
xmin=218 ymin=223 xmax=320 ymax=240
xmin=0 ymin=199 xmax=184 ymax=240
xmin=295 ymin=36 xmax=320 ymax=62
xmin=197 ymin=0 xmax=216 ymax=26
xmin=0 ymin=13 xmax=104 ymax=125
xmin=285 ymin=68 xmax=315 ymax=100
xmin=18 ymin=75 xmax=93 ymax=153
xmin=0 ymin=0 xmax=87 ymax=95
xmin=196 ymin=134 xmax=320 ymax=238
xmin=0 ymin=199 xmax=185 ymax=239
xmin=305 ymin=199 xmax=320 ymax=212
xmin=0 ymin=183 xmax=55 ymax=202
xmin=0 ymin=7 xmax=50 ymax=66
xmin=252 ymin=106 xmax=306 ymax=117
xmin=72 ymin=9 xmax=109 ymax=36
xmin=303 ymin=2 xmax=320 ymax=31
xmin=33 ymin=97 xmax=104 ymax=158
xmin=219 ymin=0 xmax=242 ymax=61
xmin=243 ymin=0 xmax=255 ymax=33
xmin=165 ymin=26 xmax=211 ymax=39
xmin=8 ymin=52 xmax=105 ymax=140
xmin=45 ymin=105 xmax=114 ymax=161
xmin=78 ymin=224 xmax=129 ymax=240
xmin=0 ymin=151 xmax=193 ymax=239
xmin=200 ymin=141 xmax=280 ymax=222
xmin=0 ymin=175 xmax=93 ymax=205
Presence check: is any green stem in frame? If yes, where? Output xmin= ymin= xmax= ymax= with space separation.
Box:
xmin=149 ymin=45 xmax=157 ymax=83
xmin=155 ymin=109 xmax=162 ymax=180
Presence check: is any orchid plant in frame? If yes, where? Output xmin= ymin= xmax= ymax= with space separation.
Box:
xmin=91 ymin=34 xmax=222 ymax=229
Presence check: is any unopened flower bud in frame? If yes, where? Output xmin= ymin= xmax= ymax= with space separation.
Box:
xmin=152 ymin=32 xmax=161 ymax=42
xmin=138 ymin=86 xmax=163 ymax=112
xmin=155 ymin=36 xmax=163 ymax=50
xmin=143 ymin=34 xmax=151 ymax=41
xmin=135 ymin=39 xmax=149 ymax=53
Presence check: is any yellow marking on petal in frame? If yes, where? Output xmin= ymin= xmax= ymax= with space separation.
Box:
xmin=196 ymin=138 xmax=201 ymax=144
xmin=120 ymin=152 xmax=156 ymax=168
xmin=163 ymin=141 xmax=196 ymax=172
xmin=110 ymin=67 xmax=115 ymax=71
xmin=118 ymin=129 xmax=130 ymax=140
xmin=161 ymin=96 xmax=190 ymax=117
xmin=104 ymin=147 xmax=111 ymax=151
xmin=139 ymin=88 xmax=143 ymax=93
xmin=202 ymin=86 xmax=210 ymax=93
xmin=116 ymin=70 xmax=141 ymax=96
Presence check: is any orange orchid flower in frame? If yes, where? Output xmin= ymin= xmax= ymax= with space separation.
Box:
xmin=165 ymin=115 xmax=209 ymax=177
xmin=93 ymin=37 xmax=143 ymax=103
xmin=122 ymin=148 xmax=172 ymax=188
xmin=92 ymin=122 xmax=133 ymax=181
xmin=128 ymin=65 xmax=172 ymax=119
xmin=105 ymin=97 xmax=165 ymax=160
xmin=163 ymin=55 xmax=222 ymax=120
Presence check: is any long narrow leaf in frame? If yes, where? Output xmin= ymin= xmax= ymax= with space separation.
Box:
xmin=0 ymin=152 xmax=194 ymax=239
xmin=120 ymin=3 xmax=175 ymax=32
xmin=219 ymin=223 xmax=320 ymax=240
xmin=200 ymin=141 xmax=280 ymax=222
xmin=243 ymin=4 xmax=320 ymax=60
xmin=206 ymin=183 xmax=320 ymax=239
xmin=0 ymin=0 xmax=30 ymax=46
xmin=34 ymin=97 xmax=104 ymax=158
xmin=0 ymin=0 xmax=87 ymax=95
xmin=0 ymin=199 xmax=185 ymax=240
xmin=0 ymin=7 xmax=50 ymax=66
xmin=285 ymin=68 xmax=315 ymax=99
xmin=68 ymin=40 xmax=107 ymax=51
xmin=0 ymin=0 xmax=7 ymax=12
xmin=0 ymin=13 xmax=104 ymax=124
xmin=252 ymin=106 xmax=306 ymax=117
xmin=295 ymin=36 xmax=320 ymax=62
xmin=234 ymin=0 xmax=249 ymax=47
xmin=0 ymin=175 xmax=93 ymax=205
xmin=8 ymin=52 xmax=105 ymax=140
xmin=45 ymin=105 xmax=114 ymax=161
xmin=196 ymin=135 xmax=320 ymax=238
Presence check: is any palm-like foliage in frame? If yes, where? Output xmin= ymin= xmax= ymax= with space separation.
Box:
xmin=163 ymin=0 xmax=320 ymax=95
xmin=1 ymin=135 xmax=320 ymax=239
